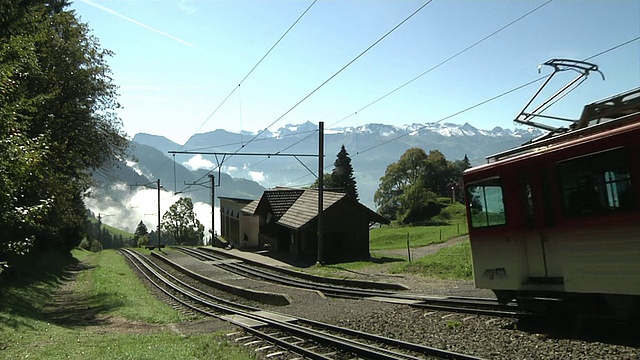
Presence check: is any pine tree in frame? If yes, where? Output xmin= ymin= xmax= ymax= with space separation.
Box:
xmin=133 ymin=221 xmax=149 ymax=242
xmin=331 ymin=145 xmax=359 ymax=200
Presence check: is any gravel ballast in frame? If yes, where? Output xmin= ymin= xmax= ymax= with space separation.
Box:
xmin=152 ymin=249 xmax=640 ymax=360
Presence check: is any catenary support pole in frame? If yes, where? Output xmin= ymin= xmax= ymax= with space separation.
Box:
xmin=209 ymin=174 xmax=215 ymax=245
xmin=317 ymin=121 xmax=324 ymax=264
xmin=157 ymin=179 xmax=161 ymax=247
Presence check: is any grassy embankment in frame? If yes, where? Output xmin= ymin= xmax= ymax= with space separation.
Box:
xmin=0 ymin=249 xmax=255 ymax=360
xmin=316 ymin=202 xmax=474 ymax=280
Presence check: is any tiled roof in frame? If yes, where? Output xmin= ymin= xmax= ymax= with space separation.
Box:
xmin=262 ymin=188 xmax=305 ymax=219
xmin=240 ymin=199 xmax=260 ymax=215
xmin=277 ymin=190 xmax=346 ymax=229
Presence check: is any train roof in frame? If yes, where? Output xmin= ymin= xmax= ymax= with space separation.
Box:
xmin=485 ymin=87 xmax=640 ymax=164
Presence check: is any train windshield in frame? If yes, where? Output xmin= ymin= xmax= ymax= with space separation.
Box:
xmin=467 ymin=178 xmax=506 ymax=228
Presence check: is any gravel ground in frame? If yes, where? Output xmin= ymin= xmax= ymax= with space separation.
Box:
xmin=152 ymin=248 xmax=639 ymax=360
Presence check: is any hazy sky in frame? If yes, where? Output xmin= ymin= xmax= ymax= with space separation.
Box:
xmin=71 ymin=0 xmax=640 ymax=144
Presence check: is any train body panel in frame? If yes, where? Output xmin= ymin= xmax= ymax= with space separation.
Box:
xmin=464 ymin=87 xmax=640 ymax=315
xmin=561 ymin=224 xmax=640 ymax=295
xmin=470 ymin=221 xmax=640 ymax=297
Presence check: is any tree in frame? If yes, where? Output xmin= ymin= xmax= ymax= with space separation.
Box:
xmin=330 ymin=145 xmax=358 ymax=200
xmin=310 ymin=173 xmax=335 ymax=190
xmin=374 ymin=148 xmax=431 ymax=220
xmin=374 ymin=148 xmax=466 ymax=221
xmin=133 ymin=221 xmax=149 ymax=243
xmin=310 ymin=145 xmax=359 ymax=200
xmin=0 ymin=0 xmax=127 ymax=259
xmin=137 ymin=235 xmax=150 ymax=248
xmin=162 ymin=198 xmax=205 ymax=246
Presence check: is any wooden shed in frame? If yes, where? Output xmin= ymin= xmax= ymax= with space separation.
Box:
xmin=241 ymin=188 xmax=389 ymax=263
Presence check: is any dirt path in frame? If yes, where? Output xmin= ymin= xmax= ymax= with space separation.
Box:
xmin=42 ymin=258 xmax=231 ymax=336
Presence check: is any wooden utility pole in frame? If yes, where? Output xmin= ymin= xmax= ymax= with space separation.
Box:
xmin=317 ymin=121 xmax=324 ymax=264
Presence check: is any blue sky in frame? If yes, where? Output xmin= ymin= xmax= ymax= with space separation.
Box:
xmin=71 ymin=0 xmax=640 ymax=144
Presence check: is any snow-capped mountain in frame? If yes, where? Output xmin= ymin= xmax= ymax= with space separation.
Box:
xmin=132 ymin=121 xmax=543 ymax=208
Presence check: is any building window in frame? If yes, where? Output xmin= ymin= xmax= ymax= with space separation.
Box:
xmin=467 ymin=178 xmax=506 ymax=228
xmin=558 ymin=147 xmax=633 ymax=218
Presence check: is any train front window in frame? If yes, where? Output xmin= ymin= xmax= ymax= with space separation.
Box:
xmin=467 ymin=179 xmax=506 ymax=228
xmin=557 ymin=148 xmax=634 ymax=218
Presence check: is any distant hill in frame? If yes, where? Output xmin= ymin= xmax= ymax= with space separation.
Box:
xmin=132 ymin=133 xmax=181 ymax=155
xmin=88 ymin=139 xmax=267 ymax=233
xmin=94 ymin=141 xmax=267 ymax=204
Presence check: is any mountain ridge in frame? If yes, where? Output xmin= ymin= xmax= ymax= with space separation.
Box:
xmin=136 ymin=121 xmax=543 ymax=150
xmin=131 ymin=121 xmax=544 ymax=209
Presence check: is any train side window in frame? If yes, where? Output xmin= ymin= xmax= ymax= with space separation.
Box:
xmin=557 ymin=148 xmax=634 ymax=218
xmin=467 ymin=179 xmax=506 ymax=228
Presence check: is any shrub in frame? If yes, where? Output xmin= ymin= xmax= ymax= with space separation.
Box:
xmin=78 ymin=238 xmax=92 ymax=251
xmin=137 ymin=235 xmax=149 ymax=248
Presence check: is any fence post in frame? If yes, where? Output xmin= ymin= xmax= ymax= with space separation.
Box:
xmin=406 ymin=233 xmax=411 ymax=263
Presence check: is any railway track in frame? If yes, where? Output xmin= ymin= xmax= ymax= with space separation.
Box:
xmin=174 ymin=246 xmax=528 ymax=318
xmin=121 ymin=248 xmax=485 ymax=360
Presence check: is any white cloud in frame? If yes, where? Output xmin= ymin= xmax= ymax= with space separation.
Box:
xmin=183 ymin=155 xmax=214 ymax=170
xmin=249 ymin=171 xmax=266 ymax=183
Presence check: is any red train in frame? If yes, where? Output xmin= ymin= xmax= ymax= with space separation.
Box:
xmin=463 ymin=79 xmax=640 ymax=318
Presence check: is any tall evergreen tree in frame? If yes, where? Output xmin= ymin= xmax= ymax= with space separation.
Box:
xmin=330 ymin=145 xmax=359 ymax=200
xmin=133 ymin=221 xmax=149 ymax=242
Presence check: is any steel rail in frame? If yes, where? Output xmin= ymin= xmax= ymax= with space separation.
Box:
xmin=120 ymin=249 xmax=485 ymax=360
xmin=176 ymin=246 xmax=527 ymax=318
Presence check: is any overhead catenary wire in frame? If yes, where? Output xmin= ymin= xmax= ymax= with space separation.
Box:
xmin=328 ymin=0 xmax=555 ymax=131
xmin=177 ymin=0 xmax=435 ymax=195
xmin=164 ymin=5 xmax=637 ymax=198
xmin=215 ymin=0 xmax=635 ymax=188
xmin=188 ymin=0 xmax=318 ymax=138
xmin=282 ymin=36 xmax=640 ymax=187
xmin=149 ymin=0 xmax=318 ymax=178
xmin=238 ymin=0 xmax=436 ymax=148
xmin=348 ymin=35 xmax=640 ymax=157
xmin=265 ymin=0 xmax=556 ymax=162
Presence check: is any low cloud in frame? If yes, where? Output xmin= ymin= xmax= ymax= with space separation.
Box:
xmin=183 ymin=155 xmax=214 ymax=170
xmin=84 ymin=183 xmax=221 ymax=239
xmin=126 ymin=160 xmax=152 ymax=178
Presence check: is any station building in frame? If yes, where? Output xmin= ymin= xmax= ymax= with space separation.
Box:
xmin=219 ymin=188 xmax=389 ymax=263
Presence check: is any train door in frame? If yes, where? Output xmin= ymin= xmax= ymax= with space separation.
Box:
xmin=520 ymin=170 xmax=563 ymax=282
